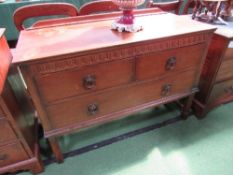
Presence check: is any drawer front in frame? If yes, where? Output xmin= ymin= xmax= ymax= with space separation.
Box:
xmin=0 ymin=119 xmax=17 ymax=144
xmin=46 ymin=70 xmax=197 ymax=130
xmin=136 ymin=44 xmax=205 ymax=81
xmin=224 ymin=47 xmax=233 ymax=60
xmin=216 ymin=58 xmax=233 ymax=82
xmin=209 ymin=78 xmax=233 ymax=103
xmin=36 ymin=58 xmax=134 ymax=103
xmin=0 ymin=142 xmax=28 ymax=167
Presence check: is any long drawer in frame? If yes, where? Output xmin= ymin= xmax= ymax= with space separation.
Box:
xmin=136 ymin=44 xmax=205 ymax=81
xmin=0 ymin=119 xmax=16 ymax=144
xmin=216 ymin=57 xmax=233 ymax=82
xmin=0 ymin=142 xmax=28 ymax=167
xmin=35 ymin=58 xmax=135 ymax=103
xmin=46 ymin=70 xmax=197 ymax=131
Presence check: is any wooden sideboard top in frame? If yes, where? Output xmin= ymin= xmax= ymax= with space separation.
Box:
xmin=0 ymin=28 xmax=12 ymax=94
xmin=13 ymin=13 xmax=216 ymax=64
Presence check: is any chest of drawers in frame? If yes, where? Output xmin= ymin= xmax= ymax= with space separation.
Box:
xmin=13 ymin=11 xmax=215 ymax=162
xmin=193 ymin=26 xmax=233 ymax=118
xmin=0 ymin=29 xmax=43 ymax=174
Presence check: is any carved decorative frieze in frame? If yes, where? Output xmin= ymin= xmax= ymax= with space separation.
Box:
xmin=32 ymin=33 xmax=209 ymax=74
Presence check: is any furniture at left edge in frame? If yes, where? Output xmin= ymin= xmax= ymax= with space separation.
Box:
xmin=0 ymin=28 xmax=43 ymax=174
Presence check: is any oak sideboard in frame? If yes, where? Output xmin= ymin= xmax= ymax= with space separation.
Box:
xmin=12 ymin=10 xmax=216 ymax=162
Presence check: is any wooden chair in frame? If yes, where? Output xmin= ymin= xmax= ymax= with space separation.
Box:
xmin=13 ymin=3 xmax=79 ymax=31
xmin=79 ymin=0 xmax=120 ymax=15
xmin=183 ymin=0 xmax=196 ymax=14
xmin=146 ymin=0 xmax=184 ymax=15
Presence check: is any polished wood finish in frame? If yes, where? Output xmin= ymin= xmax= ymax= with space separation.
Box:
xmin=13 ymin=3 xmax=79 ymax=31
xmin=0 ymin=142 xmax=28 ymax=167
xmin=79 ymin=0 xmax=120 ymax=15
xmin=46 ymin=70 xmax=197 ymax=133
xmin=36 ymin=58 xmax=134 ymax=103
xmin=193 ymin=26 xmax=233 ymax=118
xmin=136 ymin=44 xmax=205 ymax=80
xmin=13 ymin=12 xmax=215 ymax=162
xmin=0 ymin=29 xmax=43 ymax=174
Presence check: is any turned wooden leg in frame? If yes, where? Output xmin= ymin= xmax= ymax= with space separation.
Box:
xmin=181 ymin=94 xmax=195 ymax=120
xmin=48 ymin=137 xmax=64 ymax=163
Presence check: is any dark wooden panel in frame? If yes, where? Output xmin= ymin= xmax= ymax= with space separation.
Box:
xmin=136 ymin=44 xmax=205 ymax=81
xmin=36 ymin=58 xmax=135 ymax=103
xmin=46 ymin=70 xmax=197 ymax=131
xmin=209 ymin=78 xmax=233 ymax=103
xmin=0 ymin=142 xmax=28 ymax=167
xmin=216 ymin=57 xmax=233 ymax=82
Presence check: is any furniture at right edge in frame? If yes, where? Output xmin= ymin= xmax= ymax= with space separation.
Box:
xmin=193 ymin=26 xmax=233 ymax=118
xmin=0 ymin=28 xmax=43 ymax=174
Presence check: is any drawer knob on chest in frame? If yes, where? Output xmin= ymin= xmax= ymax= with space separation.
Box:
xmin=161 ymin=84 xmax=172 ymax=96
xmin=87 ymin=103 xmax=99 ymax=115
xmin=0 ymin=154 xmax=8 ymax=161
xmin=83 ymin=75 xmax=96 ymax=89
xmin=166 ymin=57 xmax=176 ymax=70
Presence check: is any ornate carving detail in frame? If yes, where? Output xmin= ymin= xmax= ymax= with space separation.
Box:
xmin=32 ymin=33 xmax=208 ymax=74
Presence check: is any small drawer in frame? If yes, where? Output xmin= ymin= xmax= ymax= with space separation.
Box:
xmin=209 ymin=78 xmax=233 ymax=103
xmin=216 ymin=58 xmax=233 ymax=82
xmin=0 ymin=142 xmax=28 ymax=167
xmin=45 ymin=70 xmax=197 ymax=132
xmin=136 ymin=44 xmax=205 ymax=81
xmin=0 ymin=119 xmax=17 ymax=144
xmin=35 ymin=58 xmax=134 ymax=103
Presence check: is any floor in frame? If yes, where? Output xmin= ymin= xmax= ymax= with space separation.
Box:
xmin=19 ymin=102 xmax=233 ymax=175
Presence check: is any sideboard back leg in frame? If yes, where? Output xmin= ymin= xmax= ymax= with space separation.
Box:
xmin=181 ymin=94 xmax=195 ymax=119
xmin=48 ymin=137 xmax=64 ymax=163
xmin=31 ymin=158 xmax=44 ymax=175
